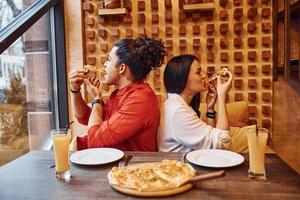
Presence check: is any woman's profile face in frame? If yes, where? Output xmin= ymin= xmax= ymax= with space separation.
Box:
xmin=185 ymin=60 xmax=208 ymax=93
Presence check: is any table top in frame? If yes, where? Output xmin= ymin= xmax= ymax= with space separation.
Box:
xmin=0 ymin=150 xmax=300 ymax=200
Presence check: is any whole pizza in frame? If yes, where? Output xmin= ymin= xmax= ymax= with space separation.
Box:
xmin=107 ymin=160 xmax=196 ymax=192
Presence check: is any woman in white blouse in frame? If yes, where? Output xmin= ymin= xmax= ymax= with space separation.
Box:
xmin=158 ymin=54 xmax=233 ymax=152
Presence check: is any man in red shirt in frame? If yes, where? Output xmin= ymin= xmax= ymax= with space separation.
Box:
xmin=68 ymin=36 xmax=165 ymax=151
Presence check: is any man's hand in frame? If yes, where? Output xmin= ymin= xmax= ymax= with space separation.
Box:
xmin=68 ymin=68 xmax=88 ymax=91
xmin=84 ymin=76 xmax=102 ymax=99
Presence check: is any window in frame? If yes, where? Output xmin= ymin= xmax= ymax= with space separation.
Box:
xmin=0 ymin=13 xmax=52 ymax=164
xmin=0 ymin=0 xmax=39 ymax=31
xmin=0 ymin=0 xmax=67 ymax=165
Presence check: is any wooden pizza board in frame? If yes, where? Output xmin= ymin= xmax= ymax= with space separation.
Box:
xmin=110 ymin=182 xmax=193 ymax=197
xmin=108 ymin=162 xmax=194 ymax=197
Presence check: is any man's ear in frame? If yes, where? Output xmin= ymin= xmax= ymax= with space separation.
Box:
xmin=119 ymin=63 xmax=127 ymax=74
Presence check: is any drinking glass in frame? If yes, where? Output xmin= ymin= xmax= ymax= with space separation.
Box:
xmin=247 ymin=127 xmax=268 ymax=180
xmin=51 ymin=129 xmax=71 ymax=180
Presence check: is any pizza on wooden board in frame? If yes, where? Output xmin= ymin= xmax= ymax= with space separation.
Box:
xmin=107 ymin=160 xmax=196 ymax=192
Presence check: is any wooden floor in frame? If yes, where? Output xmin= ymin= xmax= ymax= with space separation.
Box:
xmin=272 ymin=75 xmax=300 ymax=174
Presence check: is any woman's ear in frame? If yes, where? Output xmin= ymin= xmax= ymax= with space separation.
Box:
xmin=118 ymin=63 xmax=127 ymax=74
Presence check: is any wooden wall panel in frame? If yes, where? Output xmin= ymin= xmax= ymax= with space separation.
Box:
xmin=278 ymin=21 xmax=284 ymax=68
xmin=74 ymin=0 xmax=274 ymax=134
xmin=290 ymin=19 xmax=300 ymax=61
xmin=278 ymin=0 xmax=284 ymax=13
xmin=65 ymin=0 xmax=88 ymax=137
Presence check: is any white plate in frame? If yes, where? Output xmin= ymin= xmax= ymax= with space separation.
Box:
xmin=186 ymin=149 xmax=244 ymax=168
xmin=70 ymin=148 xmax=124 ymax=165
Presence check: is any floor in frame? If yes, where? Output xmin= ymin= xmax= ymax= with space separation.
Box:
xmin=271 ymin=75 xmax=300 ymax=174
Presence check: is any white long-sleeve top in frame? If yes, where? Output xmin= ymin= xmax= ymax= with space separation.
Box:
xmin=158 ymin=93 xmax=230 ymax=152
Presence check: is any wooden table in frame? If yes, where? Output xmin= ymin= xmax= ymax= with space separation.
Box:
xmin=0 ymin=150 xmax=299 ymax=200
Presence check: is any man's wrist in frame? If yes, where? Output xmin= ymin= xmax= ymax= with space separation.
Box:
xmin=70 ymin=87 xmax=81 ymax=93
xmin=92 ymin=99 xmax=104 ymax=107
xmin=93 ymin=95 xmax=102 ymax=100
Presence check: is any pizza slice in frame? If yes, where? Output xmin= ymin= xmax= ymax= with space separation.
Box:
xmin=153 ymin=160 xmax=196 ymax=187
xmin=206 ymin=68 xmax=230 ymax=84
xmin=108 ymin=167 xmax=139 ymax=190
xmin=84 ymin=65 xmax=99 ymax=79
xmin=108 ymin=165 xmax=176 ymax=192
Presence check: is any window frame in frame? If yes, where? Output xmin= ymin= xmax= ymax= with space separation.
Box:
xmin=50 ymin=2 xmax=69 ymax=129
xmin=0 ymin=0 xmax=58 ymax=53
xmin=0 ymin=0 xmax=68 ymax=131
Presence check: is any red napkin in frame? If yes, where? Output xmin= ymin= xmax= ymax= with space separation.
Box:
xmin=77 ymin=135 xmax=88 ymax=150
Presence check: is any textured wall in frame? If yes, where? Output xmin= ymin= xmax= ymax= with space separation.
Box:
xmin=290 ymin=19 xmax=300 ymax=61
xmin=81 ymin=0 xmax=273 ymax=132
xmin=278 ymin=20 xmax=284 ymax=67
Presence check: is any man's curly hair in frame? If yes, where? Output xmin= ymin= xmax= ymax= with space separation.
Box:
xmin=114 ymin=36 xmax=166 ymax=81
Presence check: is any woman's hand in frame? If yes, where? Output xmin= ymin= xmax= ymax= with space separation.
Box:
xmin=84 ymin=76 xmax=102 ymax=99
xmin=68 ymin=68 xmax=88 ymax=91
xmin=216 ymin=71 xmax=233 ymax=99
xmin=206 ymin=83 xmax=217 ymax=112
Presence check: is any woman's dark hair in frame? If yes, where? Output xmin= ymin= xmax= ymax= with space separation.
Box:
xmin=164 ymin=54 xmax=201 ymax=117
xmin=114 ymin=36 xmax=166 ymax=81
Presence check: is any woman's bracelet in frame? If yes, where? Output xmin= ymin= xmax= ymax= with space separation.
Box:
xmin=70 ymin=87 xmax=81 ymax=93
xmin=206 ymin=111 xmax=217 ymax=119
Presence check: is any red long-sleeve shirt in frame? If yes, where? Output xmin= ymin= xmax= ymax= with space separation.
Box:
xmin=76 ymin=82 xmax=159 ymax=151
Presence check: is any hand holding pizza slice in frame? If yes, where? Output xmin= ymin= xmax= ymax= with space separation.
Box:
xmin=206 ymin=68 xmax=230 ymax=85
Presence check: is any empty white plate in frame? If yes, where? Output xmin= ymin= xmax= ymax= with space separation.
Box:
xmin=186 ymin=149 xmax=244 ymax=168
xmin=70 ymin=148 xmax=124 ymax=165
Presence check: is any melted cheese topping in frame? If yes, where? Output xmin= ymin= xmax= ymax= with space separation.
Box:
xmin=108 ymin=160 xmax=196 ymax=192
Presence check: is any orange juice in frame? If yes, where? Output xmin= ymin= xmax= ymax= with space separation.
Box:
xmin=53 ymin=134 xmax=70 ymax=172
xmin=247 ymin=128 xmax=268 ymax=179
xmin=52 ymin=129 xmax=71 ymax=180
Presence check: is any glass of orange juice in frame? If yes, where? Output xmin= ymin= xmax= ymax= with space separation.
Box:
xmin=246 ymin=127 xmax=268 ymax=180
xmin=51 ymin=129 xmax=71 ymax=180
